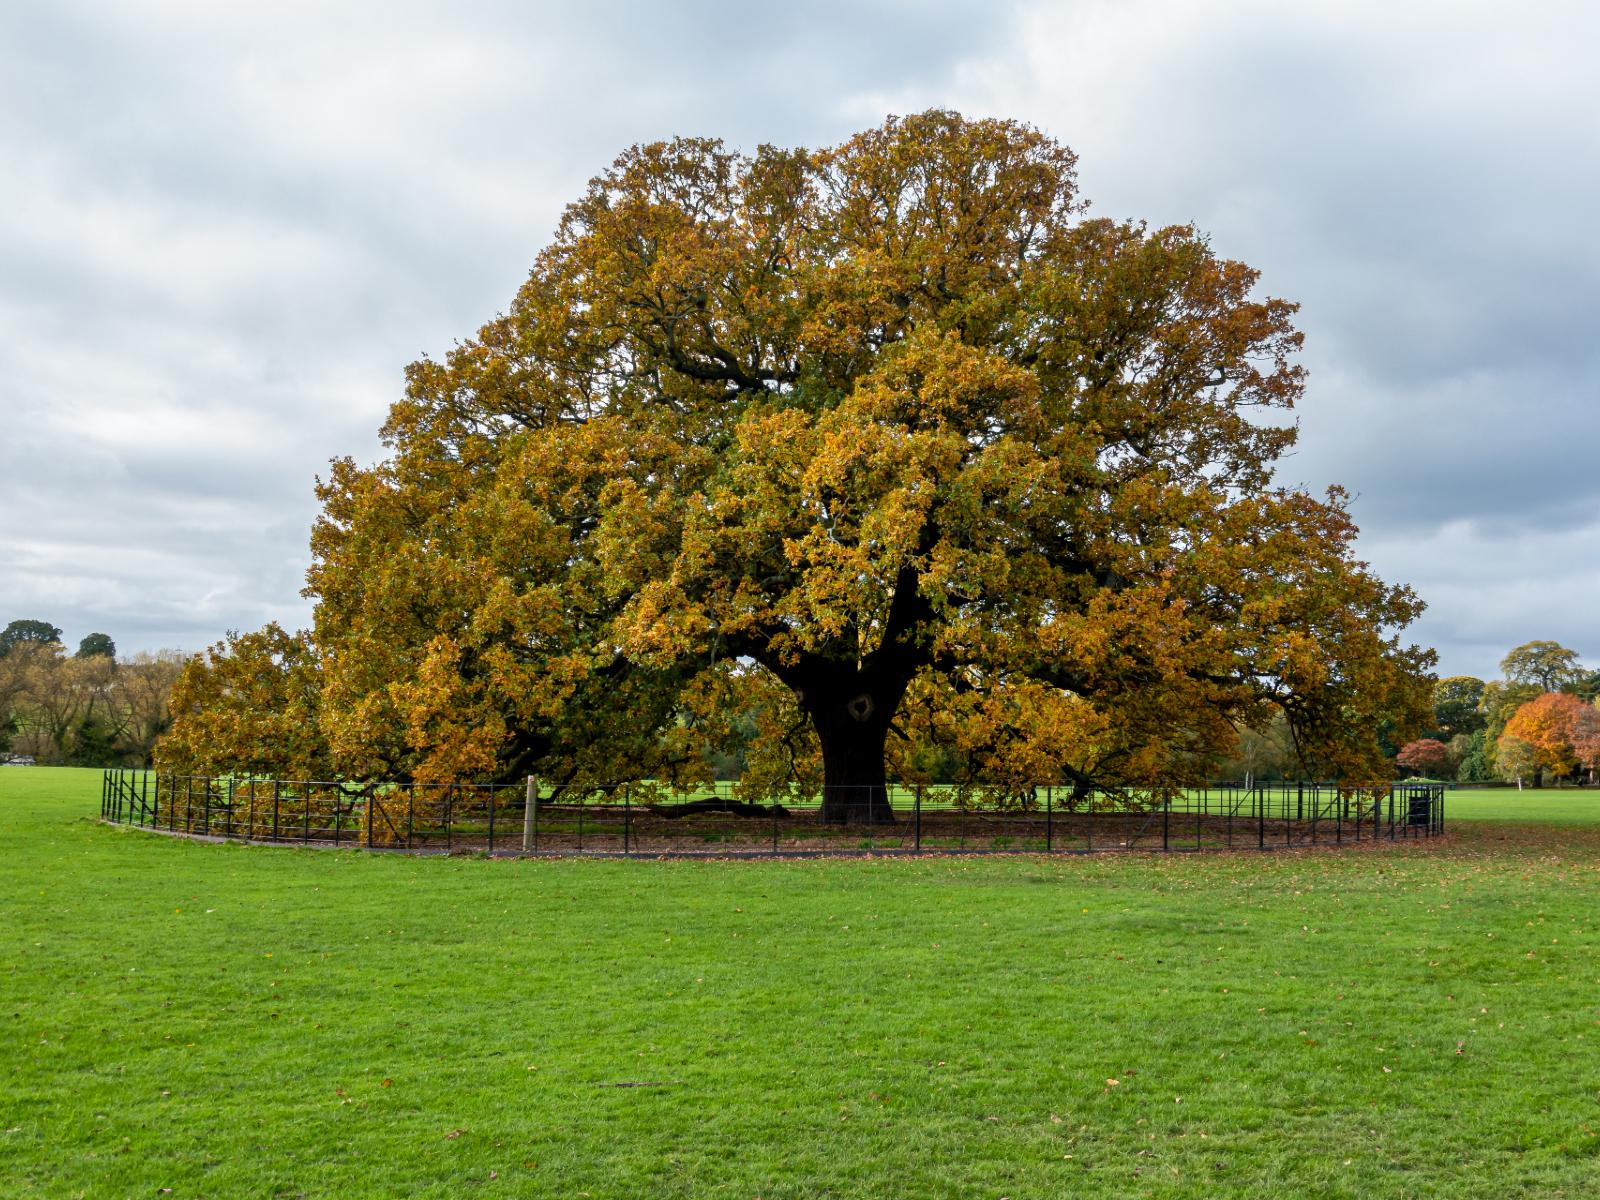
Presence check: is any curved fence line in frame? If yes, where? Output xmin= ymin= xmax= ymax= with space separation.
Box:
xmin=100 ymin=771 xmax=1445 ymax=857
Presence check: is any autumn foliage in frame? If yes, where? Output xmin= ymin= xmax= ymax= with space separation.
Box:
xmin=158 ymin=112 xmax=1434 ymax=819
xmin=1395 ymin=738 xmax=1451 ymax=778
xmin=1499 ymin=692 xmax=1600 ymax=785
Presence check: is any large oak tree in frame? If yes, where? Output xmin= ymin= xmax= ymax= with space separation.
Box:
xmin=164 ymin=112 xmax=1433 ymax=821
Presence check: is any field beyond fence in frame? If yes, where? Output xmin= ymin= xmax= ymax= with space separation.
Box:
xmin=102 ymin=771 xmax=1445 ymax=856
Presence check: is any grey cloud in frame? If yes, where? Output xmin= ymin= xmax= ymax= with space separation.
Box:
xmin=923 ymin=0 xmax=1600 ymax=675
xmin=1 ymin=0 xmax=1595 ymax=681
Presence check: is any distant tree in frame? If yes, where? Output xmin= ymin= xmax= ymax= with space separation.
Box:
xmin=1495 ymin=734 xmax=1540 ymax=790
xmin=0 ymin=646 xmax=31 ymax=735
xmin=1451 ymin=731 xmax=1494 ymax=782
xmin=1501 ymin=641 xmax=1584 ymax=692
xmin=76 ymin=633 xmax=116 ymax=659
xmin=1217 ymin=710 xmax=1300 ymax=783
xmin=1431 ymin=676 xmax=1486 ymax=738
xmin=1568 ymin=669 xmax=1600 ymax=703
xmin=0 ymin=619 xmax=62 ymax=658
xmin=68 ymin=711 xmax=120 ymax=767
xmin=1396 ymin=737 xmax=1451 ymax=778
xmin=111 ymin=651 xmax=186 ymax=767
xmin=1574 ymin=700 xmax=1600 ymax=784
xmin=1500 ymin=692 xmax=1595 ymax=787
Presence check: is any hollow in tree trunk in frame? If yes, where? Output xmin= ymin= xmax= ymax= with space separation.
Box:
xmin=811 ymin=689 xmax=897 ymax=825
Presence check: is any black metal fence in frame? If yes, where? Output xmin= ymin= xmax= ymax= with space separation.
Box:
xmin=100 ymin=772 xmax=1445 ymax=857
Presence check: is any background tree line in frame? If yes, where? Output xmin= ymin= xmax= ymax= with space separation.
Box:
xmin=1393 ymin=640 xmax=1600 ymax=787
xmin=0 ymin=619 xmax=183 ymax=767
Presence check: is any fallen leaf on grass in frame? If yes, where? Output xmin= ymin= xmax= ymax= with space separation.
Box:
xmin=444 ymin=1128 xmax=467 ymax=1139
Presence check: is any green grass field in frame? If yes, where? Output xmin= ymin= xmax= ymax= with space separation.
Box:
xmin=4 ymin=769 xmax=1599 ymax=1198
xmin=1444 ymin=787 xmax=1600 ymax=824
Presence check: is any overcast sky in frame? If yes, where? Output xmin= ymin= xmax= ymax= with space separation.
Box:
xmin=2 ymin=0 xmax=1595 ymax=679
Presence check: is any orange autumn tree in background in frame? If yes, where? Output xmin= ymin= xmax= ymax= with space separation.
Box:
xmin=1499 ymin=692 xmax=1600 ymax=787
xmin=159 ymin=112 xmax=1434 ymax=822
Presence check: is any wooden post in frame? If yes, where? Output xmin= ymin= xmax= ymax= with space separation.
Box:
xmin=522 ymin=776 xmax=537 ymax=854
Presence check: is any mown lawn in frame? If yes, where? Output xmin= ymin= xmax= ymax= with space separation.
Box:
xmin=3 ymin=768 xmax=1598 ymax=1198
xmin=1444 ymin=787 xmax=1600 ymax=824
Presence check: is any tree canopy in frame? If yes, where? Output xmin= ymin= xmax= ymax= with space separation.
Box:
xmin=1396 ymin=738 xmax=1451 ymax=778
xmin=1500 ymin=641 xmax=1584 ymax=692
xmin=0 ymin=619 xmax=62 ymax=658
xmin=76 ymin=633 xmax=117 ymax=659
xmin=1431 ymin=675 xmax=1486 ymax=738
xmin=160 ymin=112 xmax=1434 ymax=820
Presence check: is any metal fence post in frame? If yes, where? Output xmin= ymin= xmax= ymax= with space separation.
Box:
xmin=624 ymin=784 xmax=632 ymax=857
xmin=1044 ymin=785 xmax=1052 ymax=853
xmin=1257 ymin=784 xmax=1265 ymax=850
xmin=914 ymin=784 xmax=923 ymax=854
xmin=1162 ymin=790 xmax=1170 ymax=851
xmin=487 ymin=783 xmax=496 ymax=855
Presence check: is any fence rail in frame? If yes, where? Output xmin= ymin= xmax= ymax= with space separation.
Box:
xmin=100 ymin=772 xmax=1445 ymax=857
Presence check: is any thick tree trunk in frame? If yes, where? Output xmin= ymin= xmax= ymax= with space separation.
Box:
xmin=810 ymin=691 xmax=897 ymax=825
